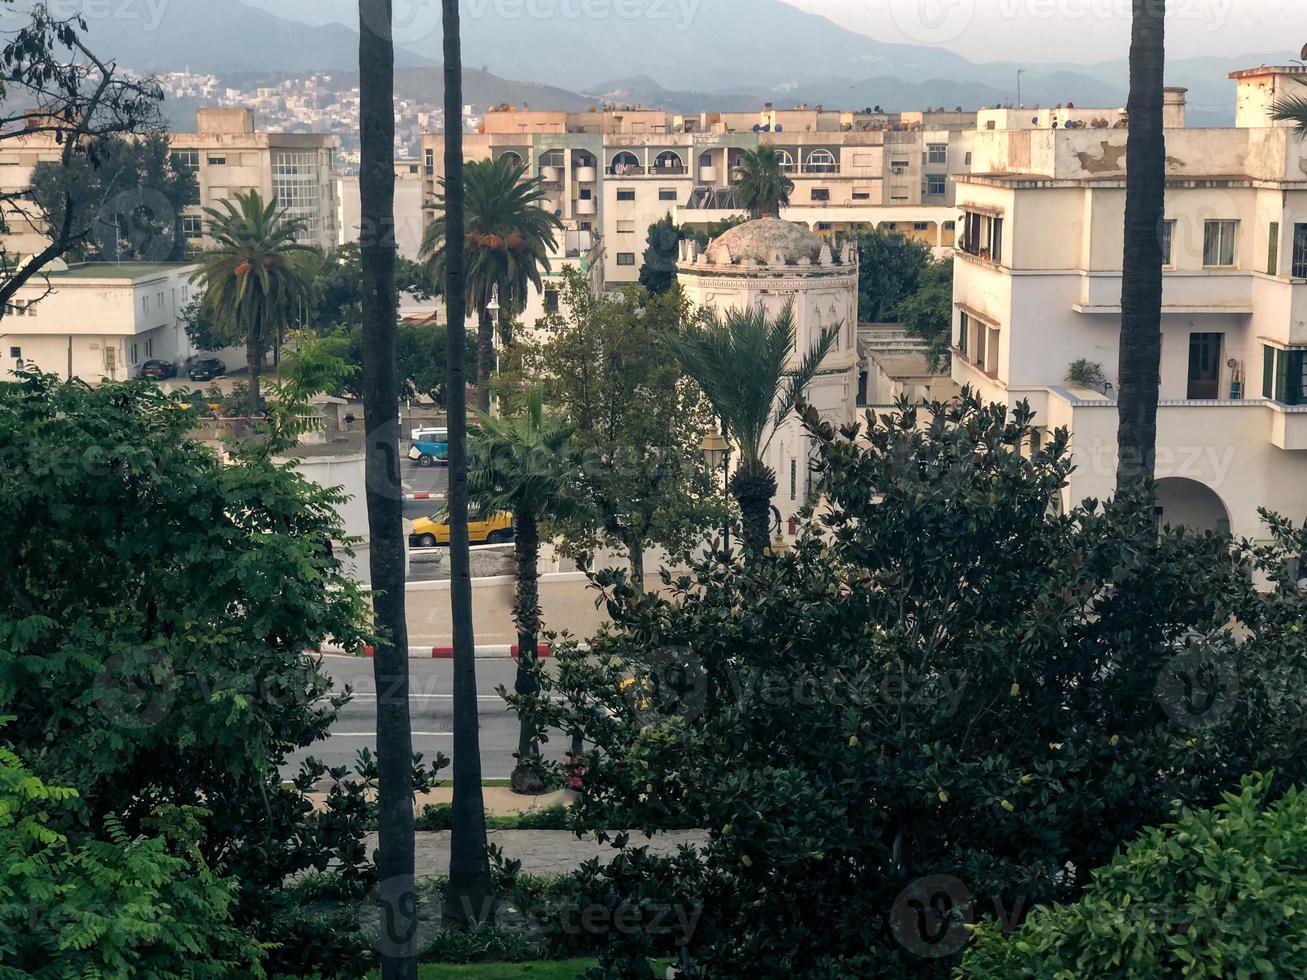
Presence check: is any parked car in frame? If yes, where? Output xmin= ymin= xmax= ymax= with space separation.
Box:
xmin=411 ymin=424 xmax=446 ymax=443
xmin=140 ymin=359 xmax=177 ymax=380
xmin=188 ymin=357 xmax=226 ymax=382
xmin=409 ymin=508 xmax=513 ymax=548
xmin=407 ymin=429 xmax=450 ymax=467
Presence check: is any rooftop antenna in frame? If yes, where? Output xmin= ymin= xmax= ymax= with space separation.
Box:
xmin=1017 ymin=68 xmax=1027 ymax=108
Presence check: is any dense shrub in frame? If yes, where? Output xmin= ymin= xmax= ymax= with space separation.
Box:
xmin=517 ymin=393 xmax=1307 ymax=977
xmin=960 ymin=773 xmax=1307 ymax=978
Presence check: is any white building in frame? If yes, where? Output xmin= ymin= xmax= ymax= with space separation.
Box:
xmin=950 ymin=66 xmax=1307 ymax=539
xmin=677 ymin=218 xmax=860 ymax=536
xmin=337 ymin=159 xmax=427 ymax=261
xmin=0 ymin=262 xmax=231 ymax=383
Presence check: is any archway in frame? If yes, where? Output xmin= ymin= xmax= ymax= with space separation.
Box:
xmin=1156 ymin=478 xmax=1231 ymax=536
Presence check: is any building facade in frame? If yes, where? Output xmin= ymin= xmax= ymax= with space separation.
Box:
xmin=0 ymin=261 xmax=236 ymax=383
xmin=677 ymin=218 xmax=860 ymax=536
xmin=950 ymin=67 xmax=1307 ymax=539
xmin=420 ymin=104 xmax=974 ymax=291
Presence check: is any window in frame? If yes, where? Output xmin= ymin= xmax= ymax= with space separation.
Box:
xmin=616 ymin=188 xmax=636 ymax=201
xmin=1160 ymin=219 xmax=1176 ymax=266
xmin=810 ymin=188 xmax=830 ymax=202
xmin=817 ymin=222 xmax=833 ymax=231
xmin=182 ymin=215 xmax=203 ymax=239
xmin=424 ymin=148 xmax=434 ymax=174
xmin=272 ymin=150 xmax=323 ymax=242
xmin=578 ymin=188 xmax=593 ymax=201
xmin=1294 ymin=224 xmax=1307 ymax=279
xmin=914 ymin=222 xmax=930 ymax=231
xmin=145 ymin=337 xmax=153 ymax=358
xmin=957 ymin=312 xmax=969 ymax=356
xmin=617 ymin=220 xmax=635 ymax=234
xmin=852 ymin=188 xmax=871 ymax=200
xmin=805 ymin=149 xmax=836 ymax=174
xmin=1203 ymin=219 xmax=1238 ymax=267
xmin=616 ymin=252 xmax=636 ymax=266
xmin=1187 ymin=332 xmax=1223 ymax=399
xmin=1268 ymin=221 xmax=1280 ymax=275
xmin=206 ymin=155 xmax=226 ymax=166
xmin=776 ymin=150 xmax=796 ymax=173
xmin=579 ymin=221 xmax=592 ymax=231
xmin=130 ymin=342 xmax=139 ymax=366
xmin=1264 ymin=345 xmax=1276 ymax=399
xmin=544 ymin=289 xmax=560 ymax=314
xmin=1265 ymin=345 xmax=1307 ymax=405
xmin=658 ymin=188 xmax=678 ymax=201
xmin=961 ymin=211 xmax=1003 ymax=263
xmin=8 ymin=346 xmax=20 ymax=359
xmin=927 ymin=143 xmax=948 ymax=164
xmin=142 ymin=294 xmax=150 ymax=313
xmin=172 ymin=150 xmax=201 ymax=204
xmin=927 ymin=175 xmax=947 ymax=196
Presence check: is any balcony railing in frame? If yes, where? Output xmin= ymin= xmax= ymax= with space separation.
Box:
xmin=608 ymin=164 xmax=645 ymax=176
xmin=651 ymin=164 xmax=687 ymax=175
xmin=802 ymin=163 xmax=839 ymax=175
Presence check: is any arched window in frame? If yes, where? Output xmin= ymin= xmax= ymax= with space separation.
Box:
xmin=610 ymin=151 xmax=642 ymax=175
xmin=805 ymin=149 xmax=836 ymax=174
xmin=776 ymin=150 xmax=797 ymax=173
xmin=498 ymin=150 xmax=524 ymax=169
xmin=539 ymin=149 xmax=565 ymax=168
xmin=654 ymin=150 xmax=685 ymax=174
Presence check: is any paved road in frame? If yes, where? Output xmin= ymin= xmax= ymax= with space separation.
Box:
xmin=284 ymin=654 xmax=569 ymax=779
xmin=400 ymin=452 xmax=449 ymax=522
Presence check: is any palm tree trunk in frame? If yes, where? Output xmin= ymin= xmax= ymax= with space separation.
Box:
xmin=441 ymin=0 xmax=493 ymax=930
xmin=510 ymin=510 xmax=547 ymax=795
xmin=731 ymin=458 xmax=777 ymax=562
xmin=628 ymin=539 xmax=645 ymax=591
xmin=1117 ymin=0 xmax=1167 ymax=495
xmin=245 ymin=341 xmax=262 ymax=415
xmin=476 ymin=300 xmax=494 ymax=414
xmin=358 ymin=2 xmax=417 ymax=976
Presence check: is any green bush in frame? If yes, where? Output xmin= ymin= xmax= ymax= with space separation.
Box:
xmin=415 ymin=804 xmax=573 ymax=832
xmin=960 ymin=773 xmax=1307 ymax=978
xmin=519 ymin=393 xmax=1307 ymax=978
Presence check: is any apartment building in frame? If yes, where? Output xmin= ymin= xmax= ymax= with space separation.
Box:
xmin=337 ymin=159 xmax=427 ymax=260
xmin=420 ymin=103 xmax=975 ymax=289
xmin=950 ymin=69 xmax=1307 ymax=539
xmin=171 ymin=109 xmax=339 ymax=252
xmin=0 ymin=261 xmax=236 ymax=383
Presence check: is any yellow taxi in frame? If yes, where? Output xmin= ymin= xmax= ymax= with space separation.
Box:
xmin=409 ymin=508 xmax=514 ymax=548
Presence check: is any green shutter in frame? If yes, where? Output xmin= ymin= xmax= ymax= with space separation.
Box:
xmin=1269 ymin=222 xmax=1280 ymax=275
xmin=1264 ymin=346 xmax=1276 ymax=399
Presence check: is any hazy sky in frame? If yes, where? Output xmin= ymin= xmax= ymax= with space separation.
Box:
xmin=784 ymin=0 xmax=1303 ymax=64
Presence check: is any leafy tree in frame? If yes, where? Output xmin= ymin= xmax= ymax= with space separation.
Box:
xmin=668 ymin=300 xmax=835 ymax=559
xmin=1117 ymin=0 xmax=1167 ymax=492
xmin=0 ymin=373 xmax=380 ymax=977
xmin=639 ymin=213 xmax=748 ymax=294
xmin=854 ymin=226 xmax=933 ymax=323
xmin=732 ymin=146 xmax=794 ymax=218
xmin=519 ymin=394 xmax=1307 ymax=978
xmin=190 ymin=190 xmax=313 ymax=412
xmin=894 ymin=258 xmax=955 ymax=370
xmin=468 ymin=389 xmax=576 ymax=794
xmin=439 ymin=0 xmax=495 ymax=931
xmin=28 ymin=134 xmax=197 ymax=262
xmin=422 ymin=156 xmax=562 ymax=413
xmin=0 ymin=732 xmax=263 ymax=977
xmin=523 ymin=269 xmax=723 ymax=585
xmin=0 ymin=2 xmax=164 ymax=309
xmin=962 ymin=772 xmax=1307 ymax=978
xmin=302 ymin=241 xmax=435 ymax=330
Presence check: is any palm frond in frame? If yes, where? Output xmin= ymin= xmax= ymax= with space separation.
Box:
xmin=1271 ymin=92 xmax=1307 ymax=139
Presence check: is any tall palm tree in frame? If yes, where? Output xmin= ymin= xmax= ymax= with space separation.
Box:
xmin=669 ymin=301 xmax=836 ymax=560
xmin=421 ymin=156 xmax=562 ymax=413
xmin=1271 ymin=76 xmax=1307 ymax=136
xmin=1116 ymin=0 xmax=1167 ymax=495
xmin=468 ymin=389 xmax=575 ymax=793
xmin=191 ymin=189 xmax=311 ymax=413
xmin=733 ymin=146 xmax=795 ymax=219
xmin=357 ymin=3 xmax=418 ymax=978
xmin=440 ymin=0 xmax=493 ymax=933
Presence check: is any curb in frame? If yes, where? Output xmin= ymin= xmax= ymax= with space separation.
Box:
xmin=327 ymin=644 xmax=553 ymax=660
xmin=403 ymin=491 xmax=446 ymax=502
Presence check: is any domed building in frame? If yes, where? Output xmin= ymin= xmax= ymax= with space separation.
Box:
xmin=677 ymin=217 xmax=860 ymax=539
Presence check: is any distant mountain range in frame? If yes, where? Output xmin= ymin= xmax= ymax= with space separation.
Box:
xmin=49 ymin=0 xmax=1305 ymax=124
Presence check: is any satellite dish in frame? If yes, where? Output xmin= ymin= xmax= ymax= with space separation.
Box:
xmin=1301 ymin=42 xmax=1307 ymax=61
xmin=753 ymin=124 xmax=761 ymax=132
xmin=554 ymin=209 xmax=563 ymax=217
xmin=775 ymin=124 xmax=783 ymax=132
xmin=763 ymin=124 xmax=771 ymax=132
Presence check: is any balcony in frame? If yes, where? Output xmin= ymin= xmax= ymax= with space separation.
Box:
xmin=540 ymin=165 xmax=564 ymax=184
xmin=608 ymin=164 xmax=646 ymax=176
xmin=575 ymin=198 xmax=596 ymax=215
xmin=574 ymin=166 xmax=597 ymax=183
xmin=651 ymin=164 xmax=687 ymax=176
xmin=698 ymin=165 xmax=718 ymax=183
xmin=802 ymin=164 xmax=839 ymax=175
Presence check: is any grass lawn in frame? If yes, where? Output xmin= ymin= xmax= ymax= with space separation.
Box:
xmin=413 ymin=961 xmax=598 ymax=979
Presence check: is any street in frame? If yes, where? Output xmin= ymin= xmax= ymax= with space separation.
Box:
xmin=400 ymin=449 xmax=449 ymax=522
xmin=283 ymin=654 xmax=570 ymax=779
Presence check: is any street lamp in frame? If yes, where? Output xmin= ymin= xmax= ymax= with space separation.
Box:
xmin=487 ymin=287 xmax=501 ymax=315
xmin=700 ymin=430 xmax=728 ymax=470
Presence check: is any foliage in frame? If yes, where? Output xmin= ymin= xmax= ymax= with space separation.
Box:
xmin=302 ymin=240 xmax=436 ymax=330
xmin=638 ymin=214 xmax=747 ymax=294
xmin=28 ymin=134 xmax=197 ymax=262
xmin=1271 ymin=82 xmax=1307 ymax=138
xmin=667 ymin=300 xmax=836 ymax=557
xmin=895 ymin=258 xmax=955 ymax=371
xmin=960 ymin=773 xmax=1307 ymax=978
xmin=518 ymin=269 xmax=723 ymax=581
xmin=189 ymin=189 xmax=314 ymax=411
xmin=732 ymin=146 xmax=794 ymax=218
xmin=329 ymin=320 xmax=478 ymax=406
xmin=0 ymin=374 xmax=381 ymax=977
xmin=1065 ymin=359 xmax=1109 ymax=394
xmin=855 ymin=226 xmax=934 ymax=323
xmin=0 ymin=729 xmax=264 ymax=977
xmin=416 ymin=804 xmax=572 ymax=832
xmin=0 ymin=2 xmax=165 ymax=307
xmin=520 ymin=393 xmax=1307 ymax=978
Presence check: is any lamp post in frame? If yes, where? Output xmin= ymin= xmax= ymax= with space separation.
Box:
xmin=700 ymin=427 xmax=730 ymax=552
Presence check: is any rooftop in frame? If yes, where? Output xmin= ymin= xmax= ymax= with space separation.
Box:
xmin=708 ymin=217 xmax=824 ymax=265
xmin=52 ymin=262 xmax=192 ymax=281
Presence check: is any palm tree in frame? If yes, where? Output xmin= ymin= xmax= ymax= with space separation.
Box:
xmin=669 ymin=301 xmax=836 ymax=560
xmin=191 ymin=189 xmax=311 ymax=413
xmin=1271 ymin=77 xmax=1307 ymax=137
xmin=733 ymin=146 xmax=795 ymax=219
xmin=439 ymin=0 xmax=493 ymax=932
xmin=1116 ymin=0 xmax=1167 ymax=495
xmin=421 ymin=157 xmax=562 ymax=413
xmin=468 ymin=389 xmax=575 ymax=793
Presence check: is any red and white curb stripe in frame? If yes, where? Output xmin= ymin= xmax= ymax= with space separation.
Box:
xmin=403 ymin=491 xmax=447 ymax=502
xmin=347 ymin=644 xmax=552 ymax=660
